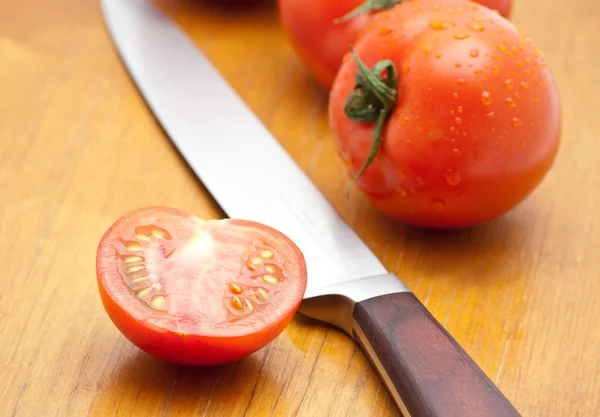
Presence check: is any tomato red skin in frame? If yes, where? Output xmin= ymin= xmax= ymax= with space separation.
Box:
xmin=328 ymin=0 xmax=561 ymax=229
xmin=478 ymin=0 xmax=511 ymax=17
xmin=97 ymin=282 xmax=298 ymax=366
xmin=278 ymin=0 xmax=370 ymax=89
xmin=96 ymin=207 xmax=307 ymax=366
xmin=278 ymin=0 xmax=513 ymax=90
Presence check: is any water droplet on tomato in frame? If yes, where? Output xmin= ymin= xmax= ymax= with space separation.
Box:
xmin=492 ymin=66 xmax=500 ymax=73
xmin=444 ymin=168 xmax=462 ymax=186
xmin=450 ymin=126 xmax=457 ymax=134
xmin=480 ymin=90 xmax=492 ymax=106
xmin=516 ymin=60 xmax=523 ymax=67
xmin=455 ymin=61 xmax=462 ymax=68
xmin=435 ymin=52 xmax=443 ymax=58
xmin=512 ymin=117 xmax=521 ymax=127
xmin=504 ymin=79 xmax=514 ymax=89
xmin=379 ymin=26 xmax=393 ymax=35
xmin=454 ymin=33 xmax=469 ymax=40
xmin=402 ymin=62 xmax=411 ymax=73
xmin=457 ymin=78 xmax=465 ymax=85
xmin=520 ymin=81 xmax=529 ymax=90
xmin=525 ymin=69 xmax=532 ymax=76
xmin=505 ymin=97 xmax=516 ymax=108
xmin=452 ymin=148 xmax=462 ymax=156
xmin=498 ymin=44 xmax=507 ymax=52
xmin=470 ymin=49 xmax=479 ymax=58
xmin=525 ymin=57 xmax=532 ymax=65
xmin=424 ymin=45 xmax=433 ymax=55
xmin=401 ymin=116 xmax=409 ymax=126
xmin=474 ymin=69 xmax=483 ymax=76
xmin=432 ymin=198 xmax=446 ymax=211
xmin=455 ymin=117 xmax=463 ymax=125
xmin=396 ymin=186 xmax=408 ymax=197
xmin=453 ymin=92 xmax=459 ymax=99
xmin=468 ymin=22 xmax=485 ymax=32
xmin=486 ymin=111 xmax=495 ymax=119
xmin=492 ymin=54 xmax=498 ymax=60
xmin=457 ymin=106 xmax=463 ymax=113
xmin=430 ymin=20 xmax=453 ymax=30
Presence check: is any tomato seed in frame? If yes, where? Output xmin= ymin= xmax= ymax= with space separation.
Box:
xmin=151 ymin=229 xmax=166 ymax=239
xmin=231 ymin=296 xmax=244 ymax=310
xmin=261 ymin=250 xmax=274 ymax=259
xmin=262 ymin=275 xmax=279 ymax=285
xmin=122 ymin=255 xmax=144 ymax=264
xmin=129 ymin=277 xmax=150 ymax=290
xmin=125 ymin=241 xmax=143 ymax=252
xmin=151 ymin=295 xmax=166 ymax=309
xmin=137 ymin=287 xmax=153 ymax=299
xmin=265 ymin=265 xmax=276 ymax=273
xmin=229 ymin=283 xmax=243 ymax=294
xmin=127 ymin=265 xmax=145 ymax=274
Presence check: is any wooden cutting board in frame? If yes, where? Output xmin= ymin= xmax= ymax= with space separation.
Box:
xmin=1 ymin=0 xmax=598 ymax=415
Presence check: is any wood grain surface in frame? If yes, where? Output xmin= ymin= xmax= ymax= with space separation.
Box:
xmin=0 ymin=0 xmax=598 ymax=416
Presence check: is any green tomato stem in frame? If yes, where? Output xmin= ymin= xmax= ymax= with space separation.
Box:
xmin=334 ymin=0 xmax=404 ymax=24
xmin=343 ymin=47 xmax=398 ymax=198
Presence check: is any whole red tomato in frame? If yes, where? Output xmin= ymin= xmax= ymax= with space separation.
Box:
xmin=328 ymin=0 xmax=561 ymax=229
xmin=278 ymin=0 xmax=512 ymax=89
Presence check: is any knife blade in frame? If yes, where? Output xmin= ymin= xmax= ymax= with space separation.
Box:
xmin=100 ymin=1 xmax=522 ymax=416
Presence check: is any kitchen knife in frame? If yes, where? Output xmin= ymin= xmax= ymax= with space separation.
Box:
xmin=100 ymin=1 xmax=521 ymax=416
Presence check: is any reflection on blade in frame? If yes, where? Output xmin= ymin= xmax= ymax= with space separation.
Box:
xmin=100 ymin=0 xmax=388 ymax=293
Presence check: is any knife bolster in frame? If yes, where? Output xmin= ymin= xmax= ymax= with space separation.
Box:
xmin=298 ymin=273 xmax=410 ymax=335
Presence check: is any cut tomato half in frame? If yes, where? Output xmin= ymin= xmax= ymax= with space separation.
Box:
xmin=96 ymin=206 xmax=308 ymax=366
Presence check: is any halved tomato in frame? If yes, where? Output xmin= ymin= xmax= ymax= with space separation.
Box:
xmin=96 ymin=206 xmax=307 ymax=366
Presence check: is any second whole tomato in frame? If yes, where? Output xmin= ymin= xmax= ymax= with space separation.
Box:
xmin=278 ymin=0 xmax=513 ymax=89
xmin=328 ymin=0 xmax=561 ymax=229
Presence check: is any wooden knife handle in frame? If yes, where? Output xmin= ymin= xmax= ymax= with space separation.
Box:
xmin=352 ymin=292 xmax=522 ymax=417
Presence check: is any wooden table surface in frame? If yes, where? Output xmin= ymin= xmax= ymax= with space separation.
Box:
xmin=1 ymin=0 xmax=599 ymax=415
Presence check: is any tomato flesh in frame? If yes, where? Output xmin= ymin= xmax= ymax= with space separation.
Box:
xmin=96 ymin=207 xmax=307 ymax=366
xmin=328 ymin=0 xmax=561 ymax=228
xmin=278 ymin=0 xmax=513 ymax=90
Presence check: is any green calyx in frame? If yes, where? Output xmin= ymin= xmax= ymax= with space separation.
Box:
xmin=343 ymin=47 xmax=398 ymax=198
xmin=335 ymin=0 xmax=405 ymax=24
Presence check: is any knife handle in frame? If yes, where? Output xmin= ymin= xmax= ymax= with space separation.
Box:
xmin=352 ymin=292 xmax=522 ymax=417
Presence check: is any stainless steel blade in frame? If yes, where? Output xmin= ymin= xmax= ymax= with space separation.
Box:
xmin=100 ymin=0 xmax=408 ymax=299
